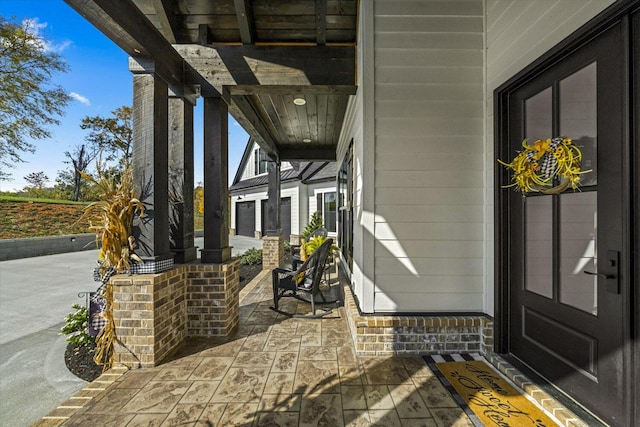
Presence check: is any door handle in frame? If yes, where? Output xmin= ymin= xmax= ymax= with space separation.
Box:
xmin=583 ymin=270 xmax=615 ymax=279
xmin=583 ymin=250 xmax=620 ymax=294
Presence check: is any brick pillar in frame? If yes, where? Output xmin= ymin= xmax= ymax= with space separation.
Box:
xmin=110 ymin=268 xmax=187 ymax=368
xmin=262 ymin=235 xmax=284 ymax=270
xmin=186 ymin=259 xmax=240 ymax=336
xmin=109 ymin=261 xmax=240 ymax=368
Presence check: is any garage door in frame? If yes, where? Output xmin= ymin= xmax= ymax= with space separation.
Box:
xmin=261 ymin=197 xmax=291 ymax=241
xmin=235 ymin=201 xmax=255 ymax=237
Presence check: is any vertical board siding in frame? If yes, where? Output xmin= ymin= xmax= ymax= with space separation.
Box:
xmin=373 ymin=0 xmax=485 ymax=312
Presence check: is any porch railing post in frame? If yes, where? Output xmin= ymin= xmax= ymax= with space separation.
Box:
xmin=265 ymin=160 xmax=282 ymax=236
xmin=168 ymin=88 xmax=197 ymax=263
xmin=129 ymin=57 xmax=172 ymax=269
xmin=201 ymin=96 xmax=231 ymax=263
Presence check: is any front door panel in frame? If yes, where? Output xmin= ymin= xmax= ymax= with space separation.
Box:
xmin=508 ymin=24 xmax=624 ymax=425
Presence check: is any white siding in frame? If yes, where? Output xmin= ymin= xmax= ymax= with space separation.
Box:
xmin=372 ymin=0 xmax=485 ymax=312
xmin=484 ymin=0 xmax=614 ymax=315
xmin=336 ymin=0 xmax=376 ymax=312
xmin=240 ymin=140 xmax=293 ymax=180
xmin=338 ymin=0 xmax=613 ymax=315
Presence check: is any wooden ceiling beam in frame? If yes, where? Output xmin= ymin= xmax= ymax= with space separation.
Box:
xmin=316 ymin=0 xmax=327 ymax=45
xmin=278 ymin=146 xmax=336 ymax=161
xmin=177 ymin=44 xmax=356 ymax=88
xmin=228 ymin=94 xmax=279 ymax=159
xmin=228 ymin=85 xmax=357 ymax=96
xmin=234 ymin=0 xmax=255 ymax=45
xmin=64 ymin=0 xmax=218 ymax=96
xmin=151 ymin=0 xmax=180 ymax=44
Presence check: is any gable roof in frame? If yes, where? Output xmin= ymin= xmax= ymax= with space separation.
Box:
xmin=230 ymin=137 xmax=335 ymax=192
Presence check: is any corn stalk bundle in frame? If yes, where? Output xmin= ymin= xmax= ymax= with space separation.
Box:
xmin=78 ymin=164 xmax=144 ymax=371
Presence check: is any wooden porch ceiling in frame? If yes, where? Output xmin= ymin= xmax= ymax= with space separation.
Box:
xmin=65 ymin=0 xmax=358 ymax=161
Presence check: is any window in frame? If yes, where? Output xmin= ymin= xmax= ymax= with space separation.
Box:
xmin=316 ymin=191 xmax=337 ymax=233
xmin=338 ymin=142 xmax=353 ymax=268
xmin=254 ymin=148 xmax=267 ymax=175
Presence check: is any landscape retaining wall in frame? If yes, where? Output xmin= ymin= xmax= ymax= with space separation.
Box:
xmin=0 ymin=233 xmax=97 ymax=261
xmin=0 ymin=230 xmax=209 ymax=261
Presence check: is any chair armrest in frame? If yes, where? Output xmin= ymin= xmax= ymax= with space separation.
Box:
xmin=290 ymin=244 xmax=301 ymax=256
xmin=273 ymin=267 xmax=295 ymax=276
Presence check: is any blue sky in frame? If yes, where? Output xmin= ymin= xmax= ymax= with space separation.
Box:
xmin=0 ymin=0 xmax=248 ymax=192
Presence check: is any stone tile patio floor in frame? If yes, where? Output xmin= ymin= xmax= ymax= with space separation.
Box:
xmin=37 ymin=270 xmax=481 ymax=427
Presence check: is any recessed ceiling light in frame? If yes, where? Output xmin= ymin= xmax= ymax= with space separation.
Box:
xmin=293 ymin=97 xmax=306 ymax=106
xmin=303 ymin=138 xmax=311 ymax=143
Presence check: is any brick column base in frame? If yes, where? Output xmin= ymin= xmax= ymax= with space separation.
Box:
xmin=186 ymin=259 xmax=240 ymax=336
xmin=109 ymin=259 xmax=240 ymax=368
xmin=262 ymin=235 xmax=284 ymax=269
xmin=111 ymin=269 xmax=187 ymax=368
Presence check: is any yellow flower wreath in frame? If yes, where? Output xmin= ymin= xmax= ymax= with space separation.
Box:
xmin=498 ymin=137 xmax=590 ymax=195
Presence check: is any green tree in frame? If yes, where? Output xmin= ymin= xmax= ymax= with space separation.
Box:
xmin=0 ymin=17 xmax=71 ymax=180
xmin=24 ymin=171 xmax=48 ymax=188
xmin=23 ymin=171 xmax=48 ymax=197
xmin=54 ymin=169 xmax=76 ymax=200
xmin=80 ymin=106 xmax=133 ymax=165
xmin=302 ymin=211 xmax=324 ymax=239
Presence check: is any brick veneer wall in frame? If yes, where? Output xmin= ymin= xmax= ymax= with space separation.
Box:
xmin=262 ymin=235 xmax=284 ymax=270
xmin=342 ymin=282 xmax=494 ymax=356
xmin=110 ymin=259 xmax=239 ymax=368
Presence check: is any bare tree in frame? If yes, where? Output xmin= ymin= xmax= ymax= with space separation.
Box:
xmin=64 ymin=144 xmax=98 ymax=201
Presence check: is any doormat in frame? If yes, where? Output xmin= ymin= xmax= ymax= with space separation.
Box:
xmin=426 ymin=355 xmax=558 ymax=427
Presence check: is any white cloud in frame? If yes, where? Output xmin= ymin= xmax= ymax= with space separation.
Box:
xmin=22 ymin=18 xmax=71 ymax=53
xmin=69 ymin=92 xmax=91 ymax=106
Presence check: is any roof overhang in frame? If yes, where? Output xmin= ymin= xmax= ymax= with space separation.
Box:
xmin=64 ymin=0 xmax=358 ymax=162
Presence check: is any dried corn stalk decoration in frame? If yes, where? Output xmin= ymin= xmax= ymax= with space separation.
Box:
xmin=498 ymin=137 xmax=590 ymax=195
xmin=78 ymin=163 xmax=144 ymax=371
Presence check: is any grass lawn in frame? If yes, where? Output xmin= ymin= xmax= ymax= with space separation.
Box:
xmin=0 ymin=197 xmax=90 ymax=239
xmin=0 ymin=196 xmax=205 ymax=239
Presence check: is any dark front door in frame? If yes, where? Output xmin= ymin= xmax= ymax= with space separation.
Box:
xmin=236 ymin=201 xmax=255 ymax=237
xmin=504 ymin=24 xmax=626 ymax=425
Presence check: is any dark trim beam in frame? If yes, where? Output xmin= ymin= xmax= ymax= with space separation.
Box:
xmin=201 ymin=97 xmax=232 ymax=264
xmin=152 ymin=0 xmax=180 ymax=44
xmin=131 ymin=67 xmax=171 ymax=262
xmin=229 ymin=85 xmax=357 ymax=96
xmin=316 ymin=0 xmax=327 ymax=45
xmin=265 ymin=161 xmax=281 ymax=236
xmin=217 ymin=45 xmax=355 ymax=86
xmin=168 ymin=95 xmax=196 ymax=263
xmin=198 ymin=23 xmax=211 ymax=45
xmin=181 ymin=45 xmax=356 ymax=88
xmin=65 ymin=0 xmax=181 ymax=86
xmin=278 ymin=146 xmax=336 ymax=161
xmin=228 ymin=93 xmax=279 ymax=159
xmin=65 ymin=0 xmax=218 ymax=96
xmin=234 ymin=0 xmax=255 ymax=45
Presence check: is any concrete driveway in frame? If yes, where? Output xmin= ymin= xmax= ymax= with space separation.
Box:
xmin=0 ymin=235 xmax=262 ymax=426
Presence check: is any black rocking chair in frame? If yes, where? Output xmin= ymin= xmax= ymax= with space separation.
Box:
xmin=271 ymin=238 xmax=335 ymax=318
